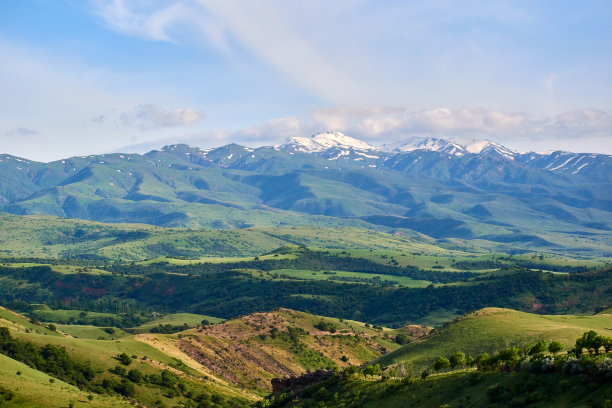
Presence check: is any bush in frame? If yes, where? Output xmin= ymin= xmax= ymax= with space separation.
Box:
xmin=395 ymin=334 xmax=410 ymax=345
xmin=315 ymin=321 xmax=337 ymax=333
xmin=117 ymin=353 xmax=132 ymax=366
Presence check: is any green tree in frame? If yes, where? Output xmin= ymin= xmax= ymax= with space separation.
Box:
xmin=603 ymin=337 xmax=612 ymax=353
xmin=127 ymin=369 xmax=144 ymax=384
xmin=576 ymin=331 xmax=600 ymax=354
xmin=433 ymin=357 xmax=450 ymax=372
xmin=529 ymin=340 xmax=547 ymax=356
xmin=361 ymin=364 xmax=381 ymax=377
xmin=395 ymin=334 xmax=410 ymax=345
xmin=548 ymin=341 xmax=563 ymax=355
xmin=117 ymin=353 xmax=132 ymax=366
xmin=475 ymin=353 xmax=490 ymax=369
xmin=449 ymin=352 xmax=466 ymax=368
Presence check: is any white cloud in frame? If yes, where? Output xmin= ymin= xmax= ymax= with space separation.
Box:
xmin=121 ymin=104 xmax=205 ymax=129
xmin=349 ymin=107 xmax=528 ymax=140
xmin=555 ymin=109 xmax=612 ymax=129
xmin=310 ymin=106 xmax=405 ymax=131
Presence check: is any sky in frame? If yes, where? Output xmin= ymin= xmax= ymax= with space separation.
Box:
xmin=0 ymin=0 xmax=611 ymax=161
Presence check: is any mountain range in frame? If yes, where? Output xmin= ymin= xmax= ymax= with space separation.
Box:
xmin=0 ymin=132 xmax=610 ymax=256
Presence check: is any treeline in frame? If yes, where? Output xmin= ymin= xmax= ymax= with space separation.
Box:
xmin=0 ymin=327 xmax=246 ymax=407
xmin=426 ymin=331 xmax=612 ymax=377
xmin=261 ymin=332 xmax=612 ymax=408
xmin=0 ymin=327 xmax=95 ymax=390
xmin=0 ymin=264 xmax=610 ymax=326
xmin=103 ymin=248 xmax=479 ymax=284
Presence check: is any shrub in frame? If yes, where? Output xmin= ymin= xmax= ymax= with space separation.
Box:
xmin=117 ymin=353 xmax=132 ymax=366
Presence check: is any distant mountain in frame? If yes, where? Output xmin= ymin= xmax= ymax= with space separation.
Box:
xmin=276 ymin=131 xmax=377 ymax=153
xmin=379 ymin=136 xmax=518 ymax=159
xmin=0 ymin=132 xmax=610 ymax=255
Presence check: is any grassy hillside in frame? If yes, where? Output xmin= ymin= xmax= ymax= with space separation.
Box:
xmin=134 ymin=308 xmax=423 ymax=395
xmin=376 ymin=307 xmax=612 ymax=371
xmin=0 ymin=354 xmax=132 ymax=408
xmin=267 ymin=369 xmax=612 ymax=408
xmin=0 ymin=306 xmax=419 ymax=404
xmin=0 ymin=213 xmax=468 ymax=260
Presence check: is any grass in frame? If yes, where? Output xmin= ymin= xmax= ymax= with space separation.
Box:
xmin=274 ymin=369 xmax=612 ymax=408
xmin=376 ymin=307 xmax=612 ymax=371
xmin=31 ymin=309 xmax=122 ymax=324
xmin=247 ymin=268 xmax=432 ymax=287
xmin=131 ymin=312 xmax=224 ymax=333
xmin=55 ymin=324 xmax=130 ymax=340
xmin=0 ymin=307 xmax=61 ymax=336
xmin=0 ymin=354 xmax=132 ymax=408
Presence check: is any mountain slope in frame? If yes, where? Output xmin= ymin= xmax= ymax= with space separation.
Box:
xmin=0 ymin=133 xmax=610 ymax=256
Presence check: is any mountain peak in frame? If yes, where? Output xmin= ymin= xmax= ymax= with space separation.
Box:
xmin=275 ymin=131 xmax=376 ymax=153
xmin=380 ymin=136 xmax=518 ymax=159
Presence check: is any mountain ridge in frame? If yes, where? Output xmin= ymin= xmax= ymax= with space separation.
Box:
xmin=0 ymin=132 xmax=610 ymax=256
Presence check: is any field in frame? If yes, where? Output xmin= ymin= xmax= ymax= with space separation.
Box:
xmin=131 ymin=312 xmax=224 ymax=333
xmin=244 ymin=268 xmax=432 ymax=287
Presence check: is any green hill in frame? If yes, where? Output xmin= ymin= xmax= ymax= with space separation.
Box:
xmin=266 ymin=368 xmax=612 ymax=408
xmin=376 ymin=307 xmax=612 ymax=372
xmin=0 ymin=306 xmax=419 ymax=405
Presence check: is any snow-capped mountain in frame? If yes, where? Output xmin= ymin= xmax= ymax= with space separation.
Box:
xmin=273 ymin=132 xmax=610 ymax=179
xmin=276 ymin=132 xmax=377 ymax=153
xmin=380 ymin=136 xmax=518 ymax=159
xmin=280 ymin=133 xmax=520 ymax=160
xmin=516 ymin=150 xmax=612 ymax=179
xmin=380 ymin=137 xmax=465 ymax=155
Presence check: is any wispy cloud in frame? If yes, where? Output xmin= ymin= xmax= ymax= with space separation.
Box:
xmin=0 ymin=126 xmax=39 ymax=139
xmin=120 ymin=104 xmax=205 ymax=129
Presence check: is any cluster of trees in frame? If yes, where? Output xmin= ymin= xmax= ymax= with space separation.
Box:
xmin=427 ymin=331 xmax=612 ymax=377
xmin=0 ymin=327 xmax=95 ymax=389
xmin=573 ymin=331 xmax=612 ymax=355
xmin=149 ymin=323 xmax=191 ymax=334
xmin=104 ymin=248 xmax=478 ymax=284
xmin=314 ymin=321 xmax=338 ymax=333
xmin=0 ymin=327 xmax=247 ymax=407
xmin=1 ymin=263 xmax=611 ymax=328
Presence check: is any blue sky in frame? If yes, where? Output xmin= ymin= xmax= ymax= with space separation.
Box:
xmin=1 ymin=0 xmax=611 ymax=161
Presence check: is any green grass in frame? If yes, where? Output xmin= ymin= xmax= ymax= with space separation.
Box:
xmin=31 ymin=309 xmax=121 ymax=324
xmin=0 ymin=307 xmax=61 ymax=336
xmin=0 ymin=354 xmax=132 ymax=408
xmin=132 ymin=313 xmax=224 ymax=333
xmin=273 ymin=369 xmax=612 ymax=408
xmin=376 ymin=307 xmax=612 ymax=371
xmin=248 ymin=268 xmax=432 ymax=288
xmin=55 ymin=324 xmax=130 ymax=340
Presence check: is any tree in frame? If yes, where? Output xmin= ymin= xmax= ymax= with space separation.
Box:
xmin=449 ymin=352 xmax=466 ymax=369
xmin=475 ymin=353 xmax=490 ymax=369
xmin=603 ymin=337 xmax=612 ymax=353
xmin=529 ymin=340 xmax=547 ymax=356
xmin=548 ymin=341 xmax=563 ymax=355
xmin=433 ymin=357 xmax=450 ymax=372
xmin=361 ymin=364 xmax=381 ymax=377
xmin=117 ymin=353 xmax=132 ymax=366
xmin=576 ymin=331 xmax=601 ymax=354
xmin=127 ymin=369 xmax=144 ymax=384
xmin=395 ymin=334 xmax=410 ymax=345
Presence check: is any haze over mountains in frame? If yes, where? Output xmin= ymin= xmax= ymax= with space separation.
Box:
xmin=0 ymin=132 xmax=610 ymax=255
